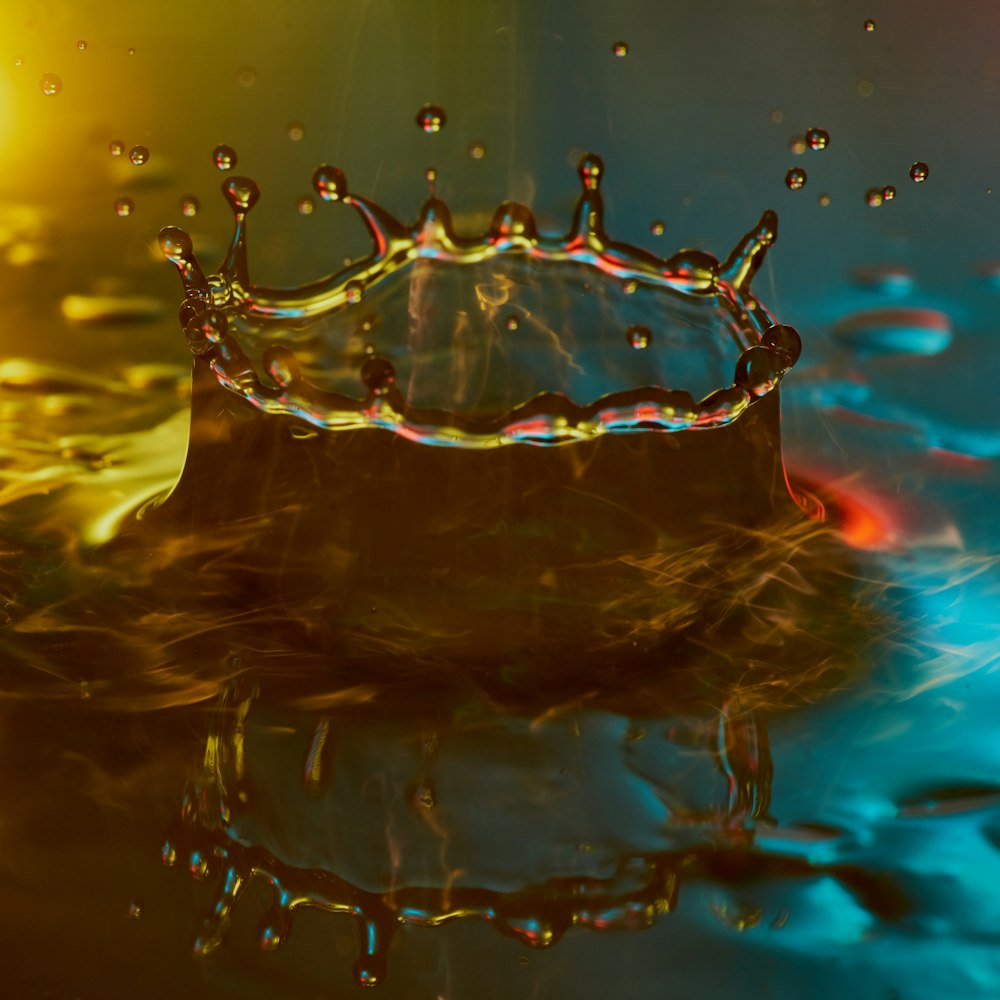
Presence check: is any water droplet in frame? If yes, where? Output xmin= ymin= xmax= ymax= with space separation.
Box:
xmin=785 ymin=167 xmax=807 ymax=190
xmin=623 ymin=278 xmax=638 ymax=295
xmin=127 ymin=47 xmax=136 ymax=55
xmin=237 ymin=66 xmax=256 ymax=88
xmin=161 ymin=841 xmax=177 ymax=866
xmin=469 ymin=141 xmax=486 ymax=160
xmin=77 ymin=39 xmax=87 ymax=52
xmin=789 ymin=136 xmax=806 ymax=155
xmin=415 ymin=103 xmax=446 ymax=133
xmin=805 ymin=127 xmax=829 ymax=151
xmin=222 ymin=176 xmax=259 ymax=212
xmin=287 ymin=122 xmax=304 ymax=141
xmin=13 ymin=55 xmax=23 ymax=68
xmin=296 ymin=195 xmax=315 ymax=215
xmin=313 ymin=165 xmax=348 ymax=202
xmin=857 ymin=79 xmax=875 ymax=98
xmin=127 ymin=900 xmax=142 ymax=920
xmin=864 ymin=18 xmax=876 ymax=32
xmin=129 ymin=145 xmax=149 ymax=166
xmin=817 ymin=193 xmax=831 ymax=207
xmin=213 ymin=144 xmax=237 ymax=171
xmin=424 ymin=166 xmax=437 ymax=184
xmin=626 ymin=324 xmax=651 ymax=350
xmin=39 ymin=73 xmax=62 ymax=96
xmin=505 ymin=314 xmax=519 ymax=331
xmin=180 ymin=195 xmax=199 ymax=217
xmin=910 ymin=161 xmax=929 ymax=183
xmin=413 ymin=784 xmax=435 ymax=809
xmin=612 ymin=41 xmax=629 ymax=57
xmin=345 ymin=280 xmax=364 ymax=305
xmin=770 ymin=109 xmax=784 ymax=123
xmin=881 ymin=184 xmax=896 ymax=201
xmin=650 ymin=219 xmax=665 ymax=236
xmin=109 ymin=140 xmax=123 ymax=157
xmin=114 ymin=197 xmax=134 ymax=217
xmin=760 ymin=324 xmax=802 ymax=367
xmin=865 ymin=188 xmax=884 ymax=207
xmin=734 ymin=345 xmax=782 ymax=396
xmin=361 ymin=356 xmax=395 ymax=394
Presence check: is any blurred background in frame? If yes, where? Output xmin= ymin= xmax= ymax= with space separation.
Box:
xmin=2 ymin=1 xmax=1000 ymax=998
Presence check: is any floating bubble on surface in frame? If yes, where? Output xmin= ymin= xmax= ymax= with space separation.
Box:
xmin=77 ymin=39 xmax=87 ymax=51
xmin=612 ymin=41 xmax=629 ymax=57
xmin=864 ymin=18 xmax=876 ymax=31
xmin=296 ymin=195 xmax=315 ymax=216
xmin=469 ymin=142 xmax=486 ymax=160
xmin=114 ymin=197 xmax=134 ymax=218
xmin=785 ymin=167 xmax=807 ymax=190
xmin=180 ymin=196 xmax=199 ymax=218
xmin=287 ymin=122 xmax=304 ymax=141
xmin=650 ymin=220 xmax=665 ymax=236
xmin=312 ymin=164 xmax=348 ymax=202
xmin=881 ymin=185 xmax=896 ymax=201
xmin=129 ymin=145 xmax=149 ymax=166
xmin=213 ymin=144 xmax=237 ymax=171
xmin=805 ymin=127 xmax=829 ymax=151
xmin=39 ymin=73 xmax=62 ymax=96
xmin=910 ymin=161 xmax=929 ymax=183
xmin=627 ymin=324 xmax=652 ymax=350
xmin=866 ymin=188 xmax=884 ymax=207
xmin=415 ymin=104 xmax=446 ymax=133
xmin=109 ymin=140 xmax=124 ymax=157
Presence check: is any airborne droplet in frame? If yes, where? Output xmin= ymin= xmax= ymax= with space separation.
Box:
xmin=313 ymin=165 xmax=349 ymax=202
xmin=650 ymin=220 xmax=665 ymax=236
xmin=39 ymin=73 xmax=62 ymax=96
xmin=213 ymin=144 xmax=238 ymax=171
xmin=77 ymin=39 xmax=87 ymax=52
xmin=910 ymin=161 xmax=929 ymax=183
xmin=415 ymin=104 xmax=446 ymax=133
xmin=296 ymin=195 xmax=315 ymax=215
xmin=114 ymin=197 xmax=134 ymax=217
xmin=505 ymin=314 xmax=520 ymax=331
xmin=129 ymin=145 xmax=149 ymax=166
xmin=881 ymin=185 xmax=896 ymax=201
xmin=287 ymin=122 xmax=304 ymax=141
xmin=627 ymin=324 xmax=652 ymax=350
xmin=469 ymin=142 xmax=486 ymax=160
xmin=13 ymin=55 xmax=23 ymax=68
xmin=817 ymin=193 xmax=831 ymax=207
xmin=789 ymin=136 xmax=806 ymax=155
xmin=180 ymin=196 xmax=199 ymax=217
xmin=866 ymin=188 xmax=884 ymax=207
xmin=109 ymin=140 xmax=123 ymax=157
xmin=805 ymin=127 xmax=829 ymax=151
xmin=864 ymin=18 xmax=876 ymax=31
xmin=612 ymin=41 xmax=629 ymax=57
xmin=785 ymin=167 xmax=807 ymax=190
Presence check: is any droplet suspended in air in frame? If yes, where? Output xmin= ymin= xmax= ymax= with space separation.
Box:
xmin=296 ymin=195 xmax=315 ymax=215
xmin=626 ymin=324 xmax=652 ymax=350
xmin=785 ymin=167 xmax=807 ymax=190
xmin=650 ymin=219 xmax=665 ymax=236
xmin=13 ymin=55 xmax=23 ymax=68
xmin=287 ymin=122 xmax=304 ymax=141
xmin=114 ymin=197 xmax=134 ymax=217
xmin=77 ymin=39 xmax=87 ymax=51
xmin=881 ymin=185 xmax=896 ymax=201
xmin=469 ymin=142 xmax=486 ymax=160
xmin=505 ymin=314 xmax=519 ymax=331
xmin=416 ymin=104 xmax=446 ymax=133
xmin=865 ymin=188 xmax=884 ymax=207
xmin=313 ymin=165 xmax=349 ymax=202
xmin=910 ymin=161 xmax=929 ymax=183
xmin=180 ymin=195 xmax=199 ymax=217
xmin=109 ymin=140 xmax=124 ymax=157
xmin=805 ymin=127 xmax=829 ymax=151
xmin=789 ymin=136 xmax=806 ymax=155
xmin=213 ymin=144 xmax=237 ymax=171
xmin=817 ymin=193 xmax=831 ymax=207
xmin=126 ymin=900 xmax=143 ymax=920
xmin=127 ymin=47 xmax=136 ymax=56
xmin=612 ymin=41 xmax=629 ymax=57
xmin=129 ymin=145 xmax=149 ymax=166
xmin=864 ymin=18 xmax=876 ymax=32
xmin=237 ymin=67 xmax=256 ymax=88
xmin=39 ymin=73 xmax=62 ymax=96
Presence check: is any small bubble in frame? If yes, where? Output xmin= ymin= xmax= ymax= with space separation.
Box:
xmin=287 ymin=122 xmax=304 ymax=141
xmin=77 ymin=39 xmax=87 ymax=51
xmin=13 ymin=55 xmax=23 ymax=68
xmin=505 ymin=314 xmax=519 ymax=331
xmin=129 ymin=145 xmax=149 ymax=166
xmin=296 ymin=195 xmax=315 ymax=215
xmin=805 ymin=127 xmax=829 ymax=151
xmin=650 ymin=219 xmax=665 ymax=236
xmin=180 ymin=195 xmax=199 ymax=217
xmin=469 ymin=141 xmax=486 ymax=160
xmin=415 ymin=103 xmax=446 ymax=133
xmin=865 ymin=188 xmax=884 ymax=207
xmin=864 ymin=18 xmax=876 ymax=32
xmin=817 ymin=193 xmax=831 ymax=207
xmin=627 ymin=324 xmax=651 ymax=350
xmin=127 ymin=900 xmax=142 ymax=920
xmin=789 ymin=136 xmax=806 ymax=155
xmin=109 ymin=139 xmax=124 ymax=157
xmin=114 ymin=197 xmax=134 ymax=217
xmin=313 ymin=164 xmax=348 ymax=202
xmin=910 ymin=161 xmax=929 ymax=183
xmin=785 ymin=167 xmax=807 ymax=190
xmin=612 ymin=41 xmax=629 ymax=57
xmin=857 ymin=79 xmax=875 ymax=98
xmin=213 ymin=144 xmax=237 ymax=171
xmin=237 ymin=66 xmax=256 ymax=88
xmin=881 ymin=184 xmax=896 ymax=201
xmin=39 ymin=73 xmax=62 ymax=96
